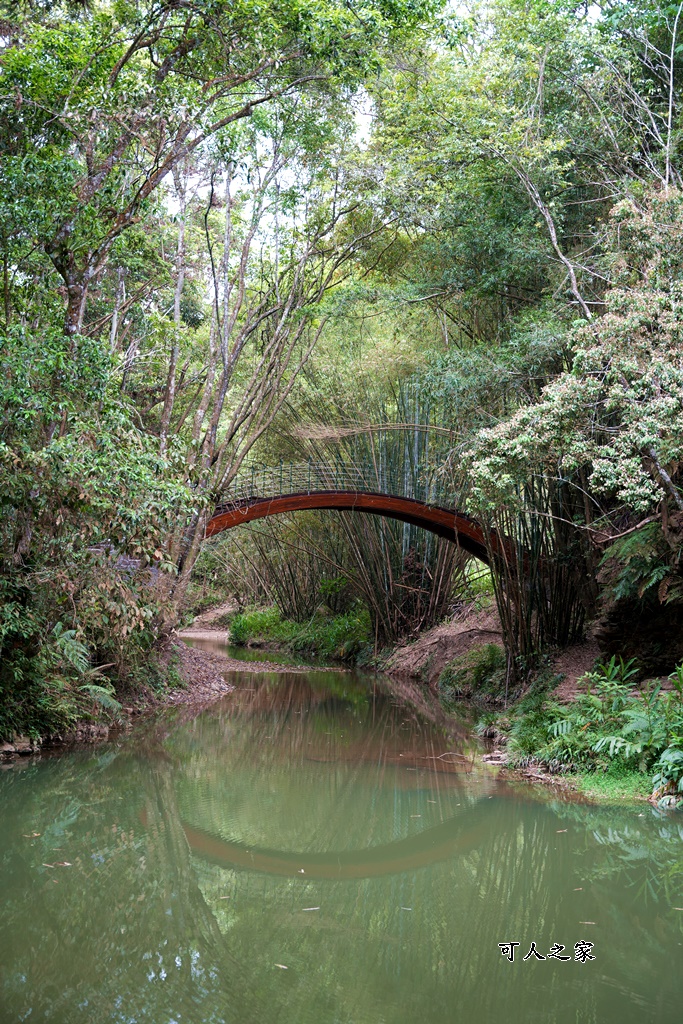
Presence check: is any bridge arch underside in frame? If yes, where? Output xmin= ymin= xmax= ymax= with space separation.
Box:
xmin=205 ymin=492 xmax=491 ymax=563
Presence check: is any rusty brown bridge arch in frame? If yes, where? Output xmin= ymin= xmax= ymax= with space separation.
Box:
xmin=205 ymin=463 xmax=501 ymax=563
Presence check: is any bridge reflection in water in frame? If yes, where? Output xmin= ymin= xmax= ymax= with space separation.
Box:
xmin=158 ymin=665 xmax=496 ymax=882
xmin=4 ymin=663 xmax=682 ymax=1024
xmin=182 ymin=802 xmax=494 ymax=880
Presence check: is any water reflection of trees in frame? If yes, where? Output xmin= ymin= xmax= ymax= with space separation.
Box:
xmin=0 ymin=757 xmax=263 ymax=1023
xmin=0 ymin=677 xmax=682 ymax=1023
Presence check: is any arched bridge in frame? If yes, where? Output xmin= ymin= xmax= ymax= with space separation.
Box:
xmin=206 ymin=462 xmax=500 ymax=563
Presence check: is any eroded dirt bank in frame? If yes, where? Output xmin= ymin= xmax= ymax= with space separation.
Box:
xmin=385 ymin=602 xmax=600 ymax=702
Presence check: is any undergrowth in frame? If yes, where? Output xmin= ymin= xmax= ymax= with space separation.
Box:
xmin=227 ymin=605 xmax=372 ymax=661
xmin=0 ymin=623 xmax=123 ymax=741
xmin=502 ymin=657 xmax=683 ymax=806
xmin=438 ymin=644 xmax=507 ymax=706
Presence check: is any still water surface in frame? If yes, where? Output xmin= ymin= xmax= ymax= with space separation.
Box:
xmin=1 ymin=657 xmax=683 ymax=1024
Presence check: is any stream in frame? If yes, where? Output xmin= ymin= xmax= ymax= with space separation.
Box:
xmin=1 ymin=648 xmax=683 ymax=1023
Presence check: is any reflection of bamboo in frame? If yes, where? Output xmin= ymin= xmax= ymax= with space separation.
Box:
xmin=145 ymin=770 xmax=223 ymax=941
xmin=140 ymin=767 xmax=266 ymax=1024
xmin=181 ymin=802 xmax=495 ymax=879
xmin=164 ymin=674 xmax=473 ymax=787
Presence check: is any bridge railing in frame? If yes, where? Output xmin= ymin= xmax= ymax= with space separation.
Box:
xmin=214 ymin=460 xmax=460 ymax=514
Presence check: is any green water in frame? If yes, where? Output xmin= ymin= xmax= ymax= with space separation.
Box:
xmin=1 ymin=666 xmax=683 ymax=1024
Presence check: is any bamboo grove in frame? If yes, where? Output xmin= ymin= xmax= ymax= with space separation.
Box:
xmin=2 ymin=0 xmax=683 ymax=735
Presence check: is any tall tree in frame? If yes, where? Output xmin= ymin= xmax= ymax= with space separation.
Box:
xmin=0 ymin=0 xmax=435 ymax=336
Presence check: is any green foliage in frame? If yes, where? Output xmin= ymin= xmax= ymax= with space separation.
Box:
xmin=78 ymin=683 xmax=122 ymax=714
xmin=602 ymin=524 xmax=670 ymax=601
xmin=469 ymin=193 xmax=683 ymax=515
xmin=438 ymin=644 xmax=507 ymax=705
xmin=4 ymin=0 xmax=683 ymax=739
xmin=51 ymin=622 xmax=90 ymax=675
xmin=228 ymin=605 xmax=372 ymax=661
xmin=505 ymin=657 xmax=683 ymax=804
xmin=464 ymin=564 xmax=496 ymax=605
xmin=601 ymin=520 xmax=683 ymax=606
xmin=229 ymin=607 xmax=283 ymax=646
xmin=0 ymin=614 xmax=123 ymax=739
xmin=0 ymin=325 xmax=192 ymax=737
xmin=0 ymin=0 xmax=435 ymax=284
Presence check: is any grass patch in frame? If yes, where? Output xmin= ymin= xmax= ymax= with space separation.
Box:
xmin=573 ymin=768 xmax=651 ymax=803
xmin=227 ymin=605 xmax=372 ymax=662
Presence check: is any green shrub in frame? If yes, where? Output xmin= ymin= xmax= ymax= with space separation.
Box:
xmin=438 ymin=643 xmax=507 ymax=705
xmin=0 ymin=620 xmax=123 ymax=740
xmin=228 ymin=605 xmax=372 ymax=661
xmin=505 ymin=657 xmax=683 ymax=804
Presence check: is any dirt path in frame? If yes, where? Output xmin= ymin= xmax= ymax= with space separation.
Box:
xmin=179 ymin=627 xmax=230 ymax=641
xmin=179 ymin=599 xmax=237 ymax=642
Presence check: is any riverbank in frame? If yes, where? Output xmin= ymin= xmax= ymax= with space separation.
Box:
xmin=181 ymin=611 xmax=656 ymax=806
xmin=7 ymin=599 xmax=678 ymax=810
xmin=189 ymin=598 xmax=683 ymax=806
xmin=0 ymin=638 xmax=347 ymax=760
xmin=378 ymin=607 xmax=683 ymax=807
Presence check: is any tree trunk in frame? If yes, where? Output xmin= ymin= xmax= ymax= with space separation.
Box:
xmin=109 ymin=268 xmax=126 ymax=353
xmin=65 ymin=278 xmax=87 ymax=338
xmin=160 ymin=168 xmax=187 ymax=456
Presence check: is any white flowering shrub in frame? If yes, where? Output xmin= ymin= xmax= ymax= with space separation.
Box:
xmin=469 ymin=191 xmax=683 ymax=518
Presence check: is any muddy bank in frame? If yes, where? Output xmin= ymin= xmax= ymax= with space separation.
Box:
xmin=385 ymin=604 xmax=503 ymax=685
xmin=161 ymin=640 xmax=236 ymax=706
xmin=0 ymin=637 xmax=352 ymax=762
xmin=385 ymin=602 xmax=600 ymax=702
